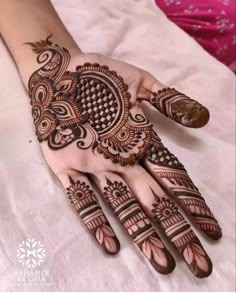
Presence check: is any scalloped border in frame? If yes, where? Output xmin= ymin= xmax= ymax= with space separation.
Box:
xmin=76 ymin=63 xmax=132 ymax=137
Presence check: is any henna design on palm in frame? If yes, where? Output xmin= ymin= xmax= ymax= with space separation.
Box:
xmin=66 ymin=177 xmax=120 ymax=254
xmin=103 ymin=178 xmax=175 ymax=274
xmin=27 ymin=36 xmax=152 ymax=165
xmin=25 ymin=36 xmax=222 ymax=278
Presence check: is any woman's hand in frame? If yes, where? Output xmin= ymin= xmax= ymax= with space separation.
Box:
xmin=27 ymin=35 xmax=221 ymax=278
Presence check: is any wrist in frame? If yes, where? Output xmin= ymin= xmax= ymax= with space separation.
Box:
xmin=0 ymin=0 xmax=83 ymax=86
xmin=19 ymin=36 xmax=84 ymax=87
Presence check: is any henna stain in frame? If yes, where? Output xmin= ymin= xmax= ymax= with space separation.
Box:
xmin=66 ymin=177 xmax=120 ymax=254
xmin=151 ymin=191 xmax=212 ymax=278
xmin=150 ymin=87 xmax=209 ymax=128
xmin=27 ymin=35 xmax=152 ymax=165
xmin=103 ymin=178 xmax=175 ymax=274
xmin=145 ymin=131 xmax=222 ymax=241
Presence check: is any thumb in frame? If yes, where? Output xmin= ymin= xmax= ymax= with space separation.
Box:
xmin=138 ymin=71 xmax=210 ymax=128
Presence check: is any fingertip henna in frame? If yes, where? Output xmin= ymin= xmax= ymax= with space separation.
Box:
xmin=27 ymin=36 xmax=220 ymax=277
xmin=182 ymin=239 xmax=213 ymax=278
xmin=102 ymin=178 xmax=176 ymax=274
xmin=151 ymin=191 xmax=213 ymax=278
xmin=145 ymin=133 xmax=222 ymax=241
xmin=66 ymin=178 xmax=120 ymax=255
xmin=171 ymin=98 xmax=210 ymax=128
xmin=150 ymin=87 xmax=210 ymax=128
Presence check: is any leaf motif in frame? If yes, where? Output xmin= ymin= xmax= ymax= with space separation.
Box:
xmin=151 ymin=242 xmax=168 ymax=267
xmin=32 ymin=258 xmax=36 ymax=266
xmin=195 ymin=252 xmax=209 ymax=273
xmin=51 ymin=101 xmax=77 ymax=120
xmin=18 ymin=253 xmax=26 ymax=259
xmin=142 ymin=240 xmax=152 ymax=260
xmin=55 ymin=132 xmax=62 ymax=144
xmin=149 ymin=237 xmax=165 ymax=248
xmin=142 ymin=238 xmax=168 ymax=267
xmin=103 ymin=236 xmax=118 ymax=254
xmin=101 ymin=225 xmax=115 ymax=237
xmin=183 ymin=244 xmax=194 ymax=265
xmin=57 ymin=80 xmax=73 ymax=92
xmin=96 ymin=227 xmax=104 ymax=244
xmin=37 ymin=254 xmax=44 ymax=260
xmin=192 ymin=243 xmax=206 ymax=256
xmin=58 ymin=128 xmax=72 ymax=135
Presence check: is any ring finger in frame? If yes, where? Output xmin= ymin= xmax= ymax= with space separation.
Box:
xmin=122 ymin=165 xmax=213 ymax=278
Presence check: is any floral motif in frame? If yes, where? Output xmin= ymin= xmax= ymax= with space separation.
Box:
xmin=66 ymin=178 xmax=120 ymax=255
xmin=96 ymin=224 xmax=118 ymax=254
xmin=103 ymin=179 xmax=129 ymax=202
xmin=31 ymin=78 xmax=56 ymax=141
xmin=183 ymin=242 xmax=211 ymax=276
xmin=28 ymin=36 xmax=153 ymax=165
xmin=16 ymin=238 xmax=46 ymax=269
xmin=66 ymin=181 xmax=92 ymax=209
xmin=150 ymin=191 xmax=213 ymax=277
xmin=193 ymin=24 xmax=202 ymax=31
xmin=164 ymin=0 xmax=181 ymax=6
xmin=184 ymin=5 xmax=199 ymax=14
xmin=30 ymin=77 xmax=82 ymax=144
xmin=103 ymin=179 xmax=175 ymax=274
xmin=152 ymin=198 xmax=178 ymax=222
xmin=216 ymin=44 xmax=228 ymax=55
xmin=216 ymin=10 xmax=234 ymax=33
xmin=142 ymin=237 xmax=168 ymax=268
xmin=53 ymin=127 xmax=75 ymax=145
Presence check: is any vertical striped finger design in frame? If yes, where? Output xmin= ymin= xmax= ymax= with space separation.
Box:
xmin=144 ymin=132 xmax=222 ymax=240
xmin=151 ymin=191 xmax=213 ymax=278
xmin=150 ymin=87 xmax=209 ymax=128
xmin=65 ymin=175 xmax=120 ymax=255
xmin=98 ymin=176 xmax=176 ymax=275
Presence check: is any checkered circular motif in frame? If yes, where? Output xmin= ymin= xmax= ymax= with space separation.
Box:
xmin=76 ymin=77 xmax=120 ymax=133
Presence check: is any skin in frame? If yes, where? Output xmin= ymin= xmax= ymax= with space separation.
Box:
xmin=0 ymin=0 xmax=222 ymax=279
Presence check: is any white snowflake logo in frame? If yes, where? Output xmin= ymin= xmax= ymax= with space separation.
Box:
xmin=16 ymin=239 xmax=46 ymax=268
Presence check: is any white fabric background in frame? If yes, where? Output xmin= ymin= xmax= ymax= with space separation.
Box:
xmin=0 ymin=0 xmax=235 ymax=291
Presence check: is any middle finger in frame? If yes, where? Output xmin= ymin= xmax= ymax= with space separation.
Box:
xmin=91 ymin=171 xmax=176 ymax=275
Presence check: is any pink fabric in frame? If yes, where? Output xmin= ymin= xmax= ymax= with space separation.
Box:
xmin=155 ymin=0 xmax=236 ymax=72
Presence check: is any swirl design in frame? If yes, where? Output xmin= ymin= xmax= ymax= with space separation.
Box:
xmin=27 ymin=36 xmax=153 ymax=165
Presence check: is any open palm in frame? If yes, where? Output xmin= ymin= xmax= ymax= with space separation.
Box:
xmin=27 ymin=36 xmax=221 ymax=278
